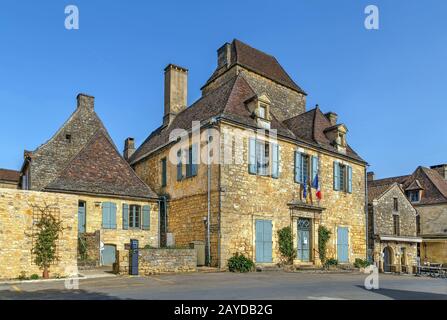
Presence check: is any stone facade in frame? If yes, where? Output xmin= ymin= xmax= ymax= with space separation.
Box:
xmin=417 ymin=204 xmax=447 ymax=263
xmin=0 ymin=188 xmax=78 ymax=279
xmin=115 ymin=248 xmax=197 ymax=275
xmin=77 ymin=194 xmax=159 ymax=252
xmin=368 ymin=184 xmax=420 ymax=273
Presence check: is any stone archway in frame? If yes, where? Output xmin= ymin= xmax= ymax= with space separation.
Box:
xmin=383 ymin=246 xmax=393 ymax=273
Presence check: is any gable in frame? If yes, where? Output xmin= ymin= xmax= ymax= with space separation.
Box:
xmin=45 ymin=130 xmax=157 ymax=199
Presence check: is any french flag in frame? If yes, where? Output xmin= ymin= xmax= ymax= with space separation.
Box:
xmin=312 ymin=174 xmax=322 ymax=200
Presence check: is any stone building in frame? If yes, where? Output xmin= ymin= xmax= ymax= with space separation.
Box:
xmin=129 ymin=39 xmax=368 ymax=268
xmin=15 ymin=94 xmax=160 ymax=266
xmin=367 ymin=178 xmax=421 ymax=273
xmin=368 ymin=166 xmax=447 ymax=264
xmin=0 ymin=169 xmax=20 ymax=189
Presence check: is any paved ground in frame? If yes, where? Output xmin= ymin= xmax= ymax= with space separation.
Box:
xmin=0 ymin=271 xmax=445 ymax=300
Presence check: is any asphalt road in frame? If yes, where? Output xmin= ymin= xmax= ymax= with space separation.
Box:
xmin=0 ymin=271 xmax=446 ymax=300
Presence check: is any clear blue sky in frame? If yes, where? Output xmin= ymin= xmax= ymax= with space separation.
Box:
xmin=0 ymin=0 xmax=446 ymax=179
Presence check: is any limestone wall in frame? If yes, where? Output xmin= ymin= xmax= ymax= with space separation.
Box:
xmin=421 ymin=241 xmax=447 ymax=264
xmin=115 ymin=248 xmax=197 ymax=275
xmin=416 ymin=204 xmax=447 ymax=236
xmin=0 ymin=188 xmax=78 ymax=279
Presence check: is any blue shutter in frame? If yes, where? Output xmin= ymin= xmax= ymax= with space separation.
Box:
xmin=102 ymin=202 xmax=110 ymax=228
xmin=255 ymin=220 xmax=264 ymax=262
xmin=191 ymin=143 xmax=198 ymax=176
xmin=263 ymin=220 xmax=273 ymax=263
xmin=110 ymin=203 xmax=117 ymax=229
xmin=347 ymin=165 xmax=353 ymax=193
xmin=272 ymin=143 xmax=279 ymax=178
xmin=311 ymin=156 xmax=319 ymax=188
xmin=295 ymin=152 xmax=303 ymax=183
xmin=248 ymin=138 xmax=256 ymax=174
xmin=142 ymin=205 xmax=151 ymax=230
xmin=122 ymin=204 xmax=129 ymax=230
xmin=333 ymin=162 xmax=340 ymax=191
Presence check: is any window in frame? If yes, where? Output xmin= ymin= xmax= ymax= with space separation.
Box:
xmin=249 ymin=138 xmax=279 ymax=177
xmin=258 ymin=105 xmax=266 ymax=119
xmin=161 ymin=158 xmax=167 ymax=187
xmin=393 ymin=214 xmax=400 ymax=236
xmin=295 ymin=153 xmax=309 ymax=184
xmin=333 ymin=162 xmax=352 ymax=193
xmin=408 ymin=191 xmax=420 ymax=203
xmin=177 ymin=149 xmax=183 ymax=181
xmin=65 ymin=134 xmax=72 ymax=143
xmin=393 ymin=198 xmax=398 ymax=211
xmin=129 ymin=205 xmax=141 ymax=229
xmin=102 ymin=202 xmax=117 ymax=229
xmin=185 ymin=144 xmax=198 ymax=178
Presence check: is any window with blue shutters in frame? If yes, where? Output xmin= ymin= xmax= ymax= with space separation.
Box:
xmin=129 ymin=205 xmax=141 ymax=229
xmin=248 ymin=138 xmax=278 ymax=178
xmin=294 ymin=152 xmax=309 ymax=185
xmin=311 ymin=156 xmax=319 ymax=188
xmin=102 ymin=202 xmax=117 ymax=229
xmin=186 ymin=144 xmax=198 ymax=178
xmin=333 ymin=162 xmax=341 ymax=191
xmin=347 ymin=165 xmax=353 ymax=193
xmin=142 ymin=205 xmax=150 ymax=230
xmin=333 ymin=162 xmax=352 ymax=193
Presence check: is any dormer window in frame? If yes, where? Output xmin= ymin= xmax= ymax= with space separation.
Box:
xmin=408 ymin=190 xmax=420 ymax=203
xmin=258 ymin=104 xmax=267 ymax=119
xmin=245 ymin=94 xmax=272 ymax=129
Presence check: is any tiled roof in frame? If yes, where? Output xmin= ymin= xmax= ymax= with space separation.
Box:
xmin=46 ymin=130 xmax=157 ymax=200
xmin=369 ymin=167 xmax=447 ymax=205
xmin=0 ymin=169 xmax=20 ymax=183
xmin=405 ymin=179 xmax=423 ymax=191
xmin=204 ymin=39 xmax=306 ymax=94
xmin=131 ymin=73 xmax=365 ymax=165
xmin=283 ymin=107 xmax=364 ymax=162
xmin=368 ymin=183 xmax=394 ymax=204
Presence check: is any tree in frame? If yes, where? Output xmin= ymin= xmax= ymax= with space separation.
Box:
xmin=31 ymin=204 xmax=64 ymax=279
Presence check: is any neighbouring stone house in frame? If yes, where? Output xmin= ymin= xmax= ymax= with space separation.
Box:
xmin=367 ymin=179 xmax=421 ymax=273
xmin=128 ymin=39 xmax=368 ymax=268
xmin=0 ymin=169 xmax=20 ymax=189
xmin=368 ymin=166 xmax=447 ymax=264
xmin=10 ymin=94 xmax=159 ymax=267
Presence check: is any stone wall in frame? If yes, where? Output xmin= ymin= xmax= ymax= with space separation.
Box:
xmin=373 ymin=241 xmax=418 ymax=273
xmin=416 ymin=204 xmax=447 ymax=236
xmin=115 ymin=248 xmax=197 ymax=275
xmin=420 ymin=240 xmax=447 ymax=264
xmin=0 ymin=182 xmax=18 ymax=189
xmin=0 ymin=188 xmax=78 ymax=279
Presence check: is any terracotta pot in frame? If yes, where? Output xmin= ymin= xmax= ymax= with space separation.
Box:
xmin=43 ymin=269 xmax=49 ymax=279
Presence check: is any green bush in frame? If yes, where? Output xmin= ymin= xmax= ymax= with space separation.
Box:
xmin=354 ymin=258 xmax=371 ymax=268
xmin=278 ymin=227 xmax=296 ymax=264
xmin=318 ymin=226 xmax=331 ymax=264
xmin=30 ymin=274 xmax=39 ymax=280
xmin=324 ymin=258 xmax=338 ymax=268
xmin=228 ymin=253 xmax=254 ymax=273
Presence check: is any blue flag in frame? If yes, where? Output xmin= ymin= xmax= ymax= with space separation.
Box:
xmin=312 ymin=174 xmax=319 ymax=189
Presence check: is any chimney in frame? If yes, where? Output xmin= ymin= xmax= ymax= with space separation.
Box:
xmin=123 ymin=138 xmax=135 ymax=161
xmin=217 ymin=42 xmax=232 ymax=69
xmin=325 ymin=112 xmax=338 ymax=126
xmin=367 ymin=172 xmax=375 ymax=182
xmin=77 ymin=93 xmax=94 ymax=111
xmin=163 ymin=64 xmax=188 ymax=127
xmin=430 ymin=164 xmax=447 ymax=180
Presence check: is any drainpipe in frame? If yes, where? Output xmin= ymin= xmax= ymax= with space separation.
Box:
xmin=365 ymin=166 xmax=369 ymax=262
xmin=206 ymin=128 xmax=212 ymax=266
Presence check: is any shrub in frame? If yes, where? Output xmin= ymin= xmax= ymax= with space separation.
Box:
xmin=324 ymin=258 xmax=338 ymax=268
xmin=30 ymin=274 xmax=39 ymax=280
xmin=18 ymin=271 xmax=28 ymax=281
xmin=143 ymin=245 xmax=156 ymax=249
xmin=278 ymin=227 xmax=296 ymax=264
xmin=354 ymin=258 xmax=371 ymax=268
xmin=318 ymin=226 xmax=331 ymax=263
xmin=228 ymin=253 xmax=254 ymax=273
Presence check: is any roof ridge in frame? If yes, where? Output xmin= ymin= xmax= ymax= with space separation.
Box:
xmin=420 ymin=166 xmax=447 ymax=200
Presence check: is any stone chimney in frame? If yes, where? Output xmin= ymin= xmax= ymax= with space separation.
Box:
xmin=217 ymin=42 xmax=232 ymax=69
xmin=325 ymin=112 xmax=338 ymax=126
xmin=430 ymin=164 xmax=447 ymax=180
xmin=77 ymin=93 xmax=94 ymax=111
xmin=367 ymin=172 xmax=375 ymax=182
xmin=163 ymin=64 xmax=188 ymax=127
xmin=123 ymin=138 xmax=135 ymax=160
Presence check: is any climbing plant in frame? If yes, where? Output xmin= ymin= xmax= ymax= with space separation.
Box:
xmin=278 ymin=226 xmax=296 ymax=264
xmin=318 ymin=225 xmax=331 ymax=264
xmin=31 ymin=204 xmax=64 ymax=279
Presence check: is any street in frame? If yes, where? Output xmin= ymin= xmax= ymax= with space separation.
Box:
xmin=0 ymin=271 xmax=446 ymax=300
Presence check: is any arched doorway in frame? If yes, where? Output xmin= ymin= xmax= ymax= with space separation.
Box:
xmin=383 ymin=247 xmax=393 ymax=273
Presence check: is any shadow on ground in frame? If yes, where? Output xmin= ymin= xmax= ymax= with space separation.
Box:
xmin=0 ymin=289 xmax=122 ymax=300
xmin=356 ymin=285 xmax=447 ymax=300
